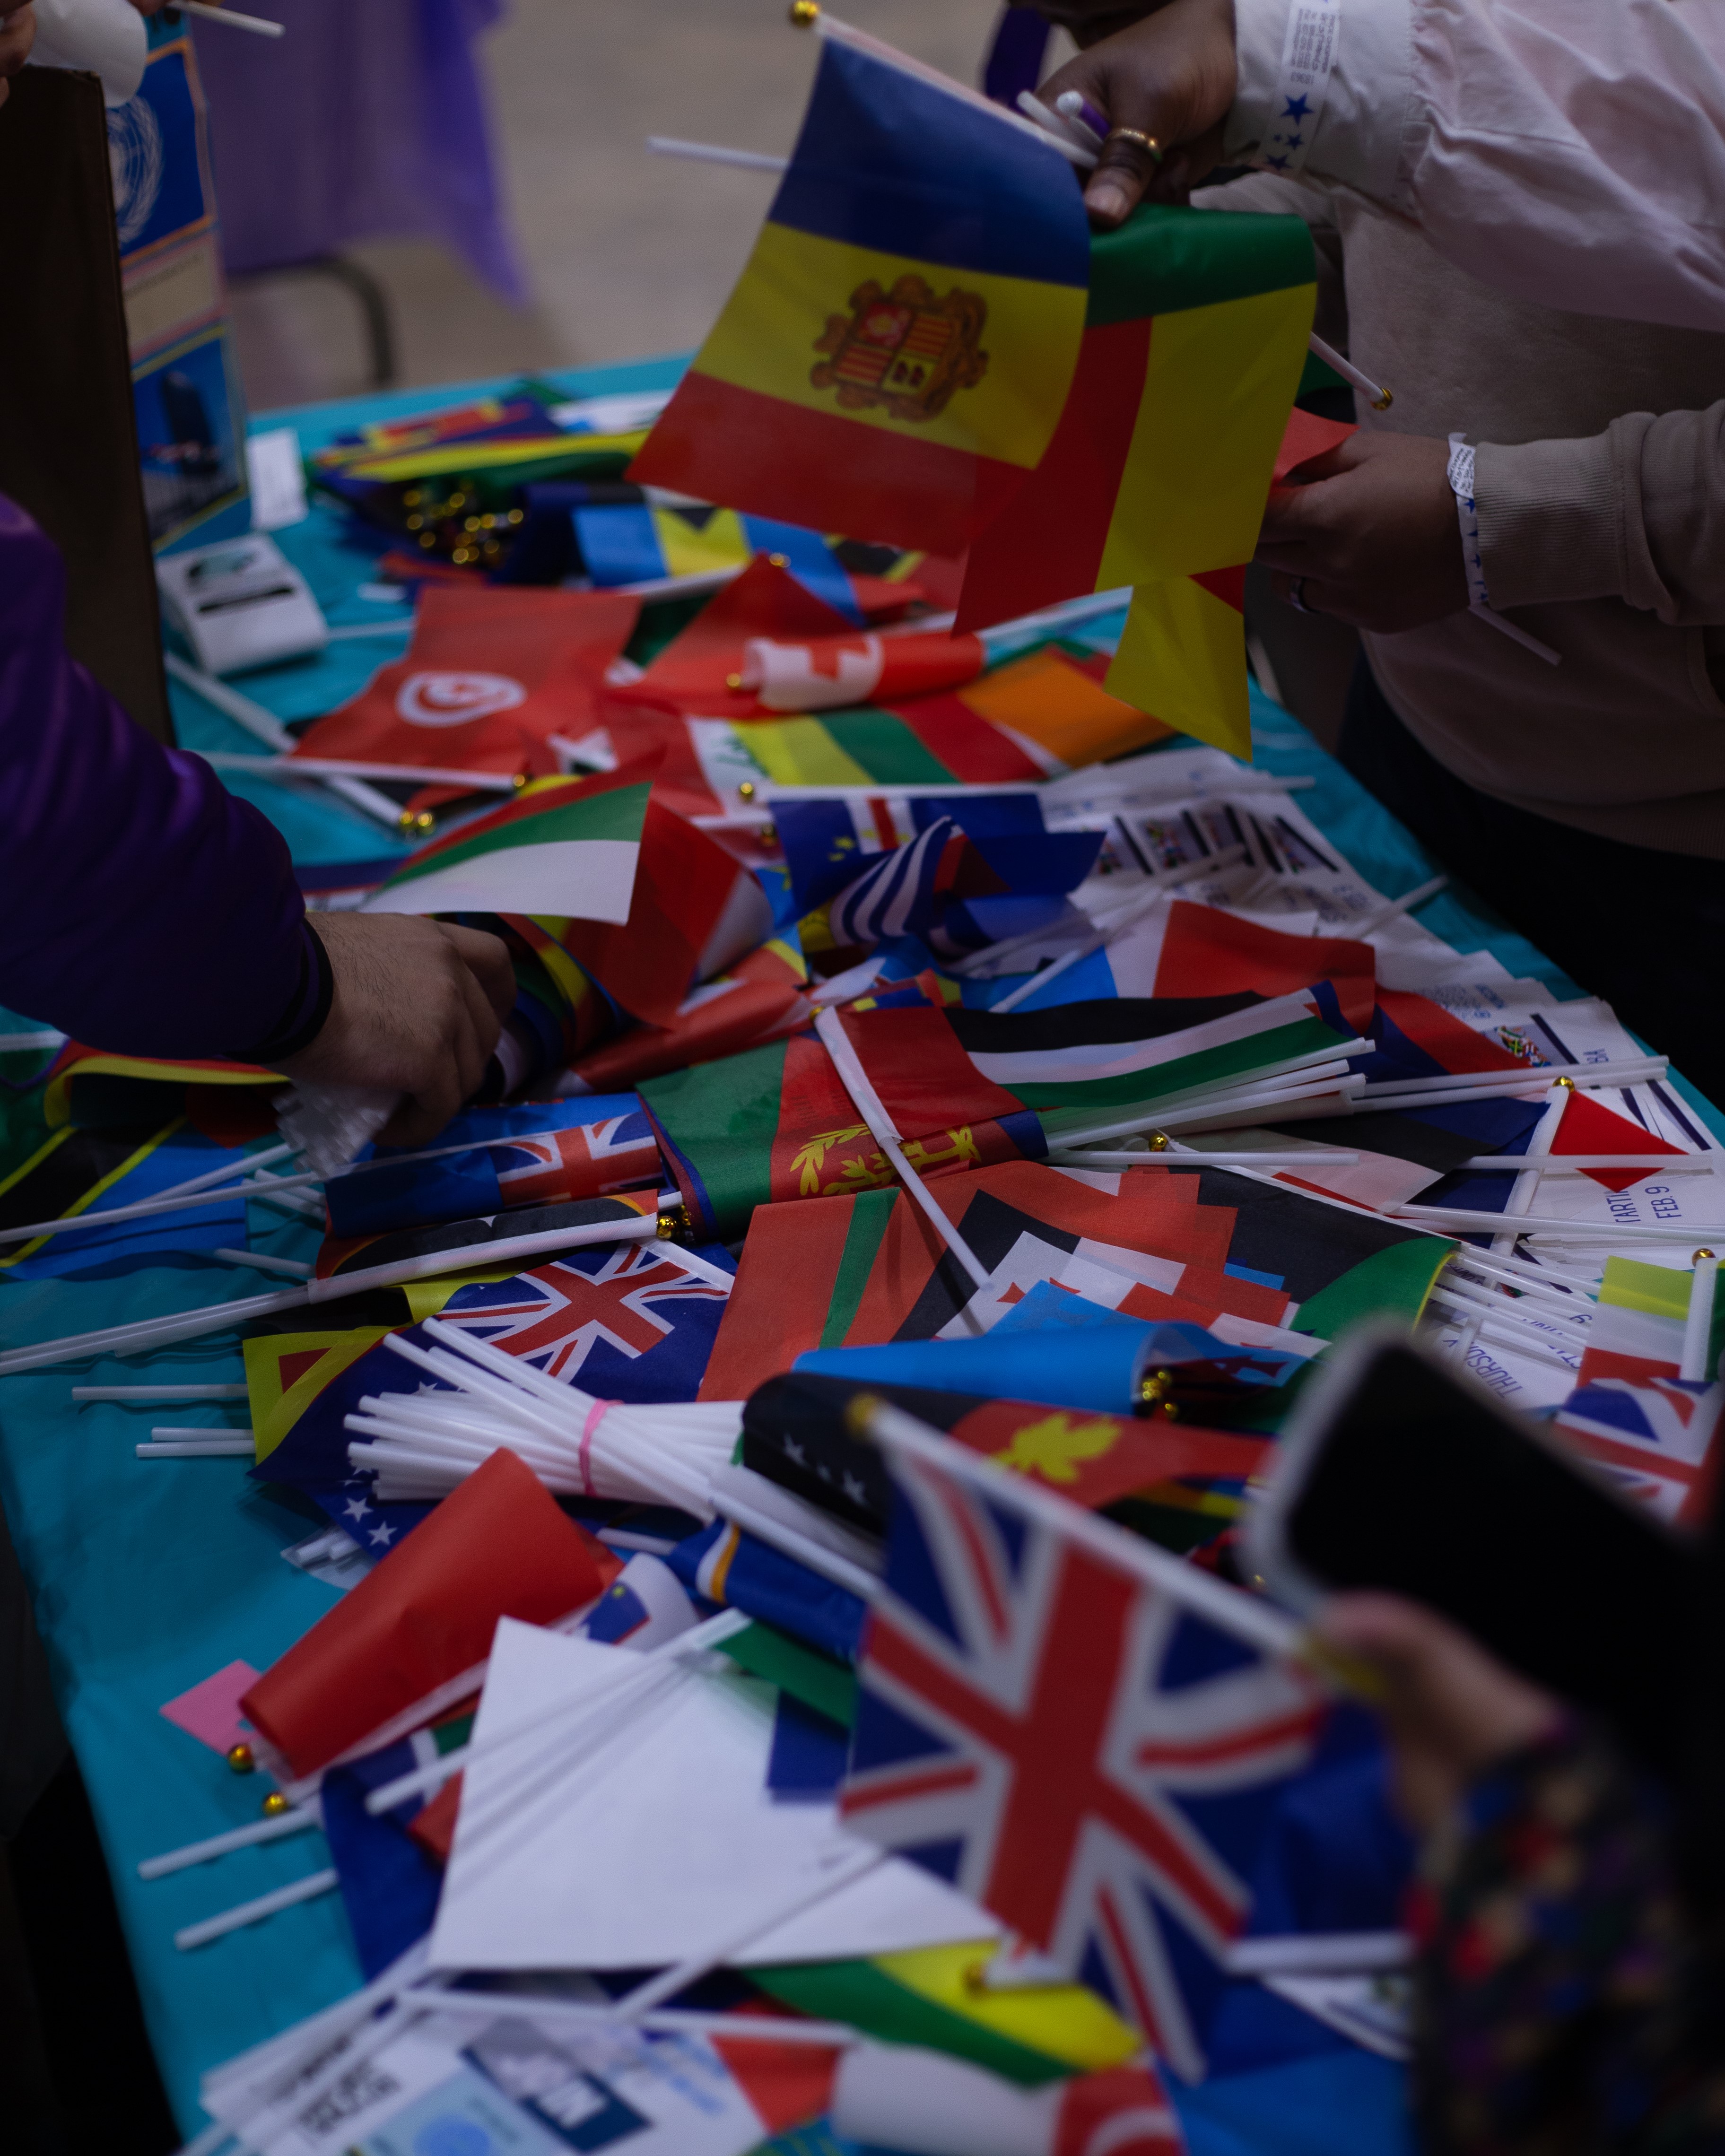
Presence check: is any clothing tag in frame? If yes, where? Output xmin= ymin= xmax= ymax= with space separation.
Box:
xmin=1263 ymin=0 xmax=1340 ymax=174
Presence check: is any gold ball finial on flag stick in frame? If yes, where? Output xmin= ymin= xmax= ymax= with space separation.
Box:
xmin=1695 ymin=1249 xmax=1718 ymax=1264
xmin=789 ymin=0 xmax=820 ymax=24
xmin=225 ymin=1743 xmax=255 ymax=1774
xmin=1146 ymin=1130 xmax=1170 ymax=1151
xmin=261 ymin=1790 xmax=291 ymax=1817
xmin=1554 ymin=1075 xmax=1576 ymax=1089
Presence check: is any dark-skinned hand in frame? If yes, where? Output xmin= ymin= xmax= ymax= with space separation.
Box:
xmin=1256 ymin=432 xmax=1470 ymax=633
xmin=1037 ymin=0 xmax=1239 ymax=223
xmin=1316 ymin=1593 xmax=1559 ymax=1834
xmin=0 ymin=0 xmax=34 ymax=106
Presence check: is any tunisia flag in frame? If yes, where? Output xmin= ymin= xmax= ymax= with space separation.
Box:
xmin=294 ymin=586 xmax=640 ymax=779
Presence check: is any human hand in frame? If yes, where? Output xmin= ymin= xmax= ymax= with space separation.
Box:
xmin=1255 ymin=431 xmax=1469 ymax=633
xmin=277 ymin=913 xmax=515 ymax=1149
xmin=1039 ymin=0 xmax=1237 ymax=223
xmin=1315 ymin=1593 xmax=1560 ymax=1835
xmin=0 ymin=1 xmax=36 ymax=106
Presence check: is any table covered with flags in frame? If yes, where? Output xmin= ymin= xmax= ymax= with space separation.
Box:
xmin=6 ymin=267 xmax=1725 ymax=2156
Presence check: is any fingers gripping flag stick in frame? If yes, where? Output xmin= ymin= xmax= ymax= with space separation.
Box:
xmin=839 ymin=1401 xmax=1324 ymax=2082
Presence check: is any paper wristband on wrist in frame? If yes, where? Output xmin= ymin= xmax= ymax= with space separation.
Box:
xmin=1260 ymin=0 xmax=1340 ymax=175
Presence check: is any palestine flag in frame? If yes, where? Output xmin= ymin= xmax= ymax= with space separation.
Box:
xmin=365 ymin=767 xmax=652 ymax=924
xmin=957 ymin=204 xmax=1316 ymax=624
xmin=644 ymin=977 xmax=1353 ymax=1241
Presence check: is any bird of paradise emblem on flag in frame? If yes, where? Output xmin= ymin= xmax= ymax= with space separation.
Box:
xmin=813 ymin=277 xmax=990 ymax=422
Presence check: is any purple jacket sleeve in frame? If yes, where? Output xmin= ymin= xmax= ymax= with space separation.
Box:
xmin=0 ymin=495 xmax=328 ymax=1060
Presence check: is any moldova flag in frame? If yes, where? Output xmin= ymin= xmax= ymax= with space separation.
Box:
xmin=629 ymin=24 xmax=1090 ymax=553
xmin=957 ymin=204 xmax=1316 ymax=626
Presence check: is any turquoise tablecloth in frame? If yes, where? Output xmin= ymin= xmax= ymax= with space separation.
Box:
xmin=1 ymin=356 xmax=1717 ymax=2148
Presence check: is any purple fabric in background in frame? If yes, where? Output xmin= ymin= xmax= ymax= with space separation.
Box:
xmin=0 ymin=496 xmax=317 ymax=1058
xmin=981 ymin=3 xmax=1052 ymax=107
xmin=194 ymin=0 xmax=526 ymax=303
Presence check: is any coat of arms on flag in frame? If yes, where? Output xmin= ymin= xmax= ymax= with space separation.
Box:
xmin=813 ymin=278 xmax=989 ymax=420
xmin=839 ymin=1413 xmax=1323 ymax=2081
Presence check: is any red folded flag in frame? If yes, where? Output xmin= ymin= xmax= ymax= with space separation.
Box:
xmin=612 ymin=557 xmax=859 ymax=722
xmin=241 ymin=1450 xmax=608 ymax=1778
xmin=295 ymin=587 xmax=641 ymax=778
xmin=1139 ymin=900 xmax=1376 ymax=1037
xmin=566 ymin=940 xmax=810 ymax=1092
xmin=557 ymin=794 xmax=775 ymax=1025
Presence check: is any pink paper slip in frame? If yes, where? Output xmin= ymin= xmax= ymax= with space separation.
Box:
xmin=160 ymin=1660 xmax=261 ymax=1755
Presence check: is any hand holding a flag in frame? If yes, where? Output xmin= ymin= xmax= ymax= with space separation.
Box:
xmin=1315 ymin=1592 xmax=1560 ymax=1832
xmin=1038 ymin=0 xmax=1240 ymax=219
xmin=1256 ymin=431 xmax=1469 ymax=633
xmin=278 ymin=913 xmax=516 ymax=1148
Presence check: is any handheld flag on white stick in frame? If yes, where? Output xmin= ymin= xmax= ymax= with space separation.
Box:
xmin=840 ymin=1399 xmax=1321 ymax=2081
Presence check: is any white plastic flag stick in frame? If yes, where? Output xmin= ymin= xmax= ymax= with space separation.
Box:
xmin=200 ymin=754 xmax=516 ymax=791
xmin=1227 ymin=1933 xmax=1410 ymax=1976
xmin=1457 ymin=1156 xmax=1720 ymax=1174
xmin=1444 ymin=1250 xmax=1602 ymax=1299
xmin=176 ymin=3 xmax=286 ymax=34
xmin=186 ymin=1943 xmax=433 ymax=2156
xmin=320 ymin=622 xmax=416 ymax=641
xmin=1680 ymin=1251 xmax=1720 ymax=1383
xmin=1307 ymin=331 xmax=1392 ymax=412
xmin=1400 ymin=1208 xmax=1725 ymax=1244
xmin=212 ymin=1249 xmax=316 ymax=1279
xmin=709 ymin=1487 xmax=882 ymax=1603
xmin=813 ymin=1007 xmax=993 ymax=1300
xmin=418 ymin=1992 xmax=860 ymax=2046
xmin=1489 ymin=1081 xmax=1571 ymax=1270
xmin=1048 ymin=1148 xmax=1361 ymax=1168
xmin=140 ymin=1808 xmax=321 ymax=1879
xmin=1424 ymin=1290 xmax=1583 ymax=1369
xmin=1338 ymin=874 xmax=1449 ymax=938
xmin=363 ymin=1608 xmax=750 ymax=1816
xmin=138 ymin=1439 xmax=257 ymax=1458
xmin=164 ymin=654 xmax=403 ymax=831
xmin=609 ymin=1841 xmax=889 ymax=2022
xmin=645 ymin=135 xmax=789 ymax=172
xmin=1015 ymin=89 xmax=1098 ymax=163
xmin=1360 ymin=1057 xmax=1667 ymax=1103
xmin=0 ymin=1287 xmax=313 ymax=1376
xmin=74 ymin=1383 xmax=250 ymax=1402
xmin=0 ymin=1029 xmax=65 ymax=1053
xmin=174 ymin=1867 xmax=340 ymax=1951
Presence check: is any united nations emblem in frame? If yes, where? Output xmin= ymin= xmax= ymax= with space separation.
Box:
xmin=811 ymin=277 xmax=989 ymax=422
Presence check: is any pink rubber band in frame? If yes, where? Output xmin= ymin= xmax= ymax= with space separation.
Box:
xmin=578 ymin=1400 xmax=619 ymax=1495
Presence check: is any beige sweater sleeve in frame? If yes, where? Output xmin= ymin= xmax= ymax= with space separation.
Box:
xmin=1476 ymin=405 xmax=1725 ymax=626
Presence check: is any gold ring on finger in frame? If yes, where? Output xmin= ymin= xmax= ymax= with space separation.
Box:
xmin=1104 ymin=126 xmax=1164 ymax=165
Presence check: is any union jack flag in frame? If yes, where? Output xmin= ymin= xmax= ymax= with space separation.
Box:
xmin=1553 ymin=1374 xmax=1723 ymax=1525
xmin=840 ymin=1438 xmax=1323 ymax=2080
xmin=437 ymin=1243 xmax=732 ymax=1400
xmin=492 ymin=1114 xmax=661 ymax=1206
